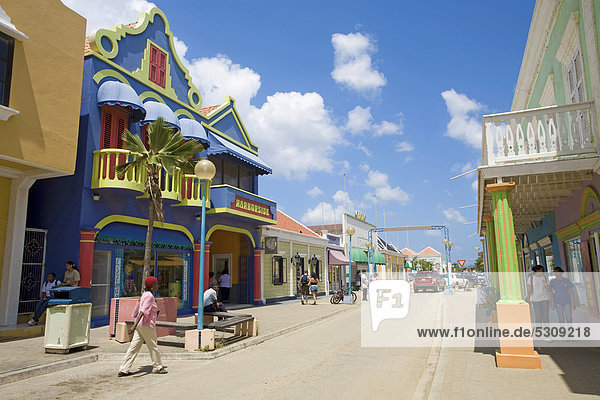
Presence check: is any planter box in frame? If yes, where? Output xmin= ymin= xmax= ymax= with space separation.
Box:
xmin=109 ymin=297 xmax=177 ymax=337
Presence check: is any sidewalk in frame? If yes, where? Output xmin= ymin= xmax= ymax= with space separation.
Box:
xmin=0 ymin=295 xmax=356 ymax=385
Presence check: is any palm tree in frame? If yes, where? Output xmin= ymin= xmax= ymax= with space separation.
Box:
xmin=116 ymin=117 xmax=207 ymax=280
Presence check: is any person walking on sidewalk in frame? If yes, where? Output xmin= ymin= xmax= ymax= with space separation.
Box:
xmin=309 ymin=272 xmax=319 ymax=305
xmin=527 ymin=265 xmax=551 ymax=325
xmin=299 ymin=271 xmax=310 ymax=305
xmin=118 ymin=276 xmax=167 ymax=377
xmin=549 ymin=267 xmax=576 ymax=323
xmin=28 ymin=273 xmax=60 ymax=326
xmin=361 ymin=270 xmax=369 ymax=301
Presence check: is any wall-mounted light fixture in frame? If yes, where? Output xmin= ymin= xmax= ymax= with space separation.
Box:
xmin=195 ymin=215 xmax=201 ymax=221
xmin=92 ymin=192 xmax=100 ymax=201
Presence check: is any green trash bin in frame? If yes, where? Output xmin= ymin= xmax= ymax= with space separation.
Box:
xmin=44 ymin=303 xmax=92 ymax=353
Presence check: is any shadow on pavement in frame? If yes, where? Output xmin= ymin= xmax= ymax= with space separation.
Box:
xmin=540 ymin=347 xmax=600 ymax=396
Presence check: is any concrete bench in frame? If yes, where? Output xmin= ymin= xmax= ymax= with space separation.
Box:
xmin=115 ymin=312 xmax=256 ymax=343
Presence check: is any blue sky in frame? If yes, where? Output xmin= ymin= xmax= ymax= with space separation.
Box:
xmin=64 ymin=0 xmax=535 ymax=264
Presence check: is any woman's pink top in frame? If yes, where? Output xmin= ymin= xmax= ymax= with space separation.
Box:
xmin=138 ymin=291 xmax=158 ymax=327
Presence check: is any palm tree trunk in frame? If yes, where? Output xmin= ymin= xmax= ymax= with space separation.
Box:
xmin=144 ymin=195 xmax=155 ymax=280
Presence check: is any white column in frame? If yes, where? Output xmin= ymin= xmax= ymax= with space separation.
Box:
xmin=325 ymin=248 xmax=329 ymax=296
xmin=289 ymin=242 xmax=294 ymax=297
xmin=0 ymin=176 xmax=35 ymax=326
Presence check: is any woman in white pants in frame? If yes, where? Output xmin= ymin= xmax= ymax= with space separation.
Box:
xmin=118 ymin=276 xmax=167 ymax=376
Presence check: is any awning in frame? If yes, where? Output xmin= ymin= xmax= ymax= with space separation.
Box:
xmin=328 ymin=249 xmax=355 ymax=266
xmin=204 ymin=132 xmax=272 ymax=175
xmin=350 ymin=248 xmax=368 ymax=263
xmin=179 ymin=118 xmax=210 ymax=148
xmin=97 ymin=81 xmax=146 ymax=121
xmin=141 ymin=101 xmax=180 ymax=129
xmin=373 ymin=251 xmax=386 ymax=264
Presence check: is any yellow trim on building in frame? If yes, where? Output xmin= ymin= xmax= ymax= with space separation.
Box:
xmin=94 ymin=214 xmax=194 ymax=244
xmin=139 ymin=91 xmax=166 ymax=104
xmin=174 ymin=108 xmax=195 ymax=119
xmin=92 ymin=69 xmax=130 ymax=85
xmin=87 ymin=7 xmax=203 ymax=110
xmin=205 ymin=224 xmax=256 ymax=248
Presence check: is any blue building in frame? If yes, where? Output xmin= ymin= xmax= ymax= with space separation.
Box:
xmin=27 ymin=7 xmax=276 ymax=326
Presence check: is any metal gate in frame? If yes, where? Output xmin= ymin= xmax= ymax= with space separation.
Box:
xmin=18 ymin=228 xmax=47 ymax=314
xmin=238 ymin=238 xmax=251 ymax=303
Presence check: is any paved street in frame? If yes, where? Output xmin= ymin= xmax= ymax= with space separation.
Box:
xmin=2 ymin=290 xmax=600 ymax=399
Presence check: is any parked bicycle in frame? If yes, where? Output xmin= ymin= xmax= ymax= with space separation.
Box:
xmin=330 ymin=286 xmax=357 ymax=304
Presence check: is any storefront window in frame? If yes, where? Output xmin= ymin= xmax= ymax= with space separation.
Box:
xmin=543 ymin=246 xmax=554 ymax=271
xmin=564 ymin=238 xmax=588 ymax=308
xmin=157 ymin=251 xmax=184 ymax=308
xmin=272 ymin=256 xmax=287 ymax=285
xmin=121 ymin=248 xmax=151 ymax=298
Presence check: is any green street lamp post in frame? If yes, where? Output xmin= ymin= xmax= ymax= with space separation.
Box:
xmin=195 ymin=158 xmax=216 ymax=330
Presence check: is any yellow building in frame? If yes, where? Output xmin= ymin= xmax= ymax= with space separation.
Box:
xmin=0 ymin=0 xmax=85 ymax=325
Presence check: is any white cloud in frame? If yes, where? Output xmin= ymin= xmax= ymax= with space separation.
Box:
xmin=185 ymin=55 xmax=261 ymax=117
xmin=246 ymin=92 xmax=342 ymax=180
xmin=345 ymin=106 xmax=372 ymax=134
xmin=62 ymin=0 xmax=156 ymax=34
xmin=472 ymin=179 xmax=478 ymax=192
xmin=441 ymin=89 xmax=484 ymax=148
xmin=357 ymin=142 xmax=371 ymax=157
xmin=363 ymin=169 xmax=411 ymax=205
xmin=301 ymin=190 xmax=355 ymax=225
xmin=404 ymin=156 xmax=415 ymax=163
xmin=425 ymin=230 xmax=443 ymax=237
xmin=443 ymin=208 xmax=467 ymax=223
xmin=345 ymin=106 xmax=402 ymax=136
xmin=451 ymin=161 xmax=475 ymax=173
xmin=331 ymin=32 xmax=386 ymax=94
xmin=395 ymin=141 xmax=414 ymax=152
xmin=307 ymin=186 xmax=324 ymax=198
xmin=173 ymin=36 xmax=188 ymax=59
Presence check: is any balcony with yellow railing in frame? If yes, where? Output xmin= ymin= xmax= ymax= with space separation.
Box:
xmin=177 ymin=175 xmax=211 ymax=207
xmin=91 ymin=149 xmax=211 ymax=207
xmin=91 ymin=149 xmax=145 ymax=193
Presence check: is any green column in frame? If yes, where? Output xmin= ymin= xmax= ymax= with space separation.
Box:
xmin=483 ymin=215 xmax=499 ymax=290
xmin=486 ymin=182 xmax=524 ymax=303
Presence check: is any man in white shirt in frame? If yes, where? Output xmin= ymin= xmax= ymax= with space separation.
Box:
xmin=203 ymin=283 xmax=227 ymax=313
xmin=527 ymin=265 xmax=550 ymax=325
xmin=28 ymin=272 xmax=61 ymax=326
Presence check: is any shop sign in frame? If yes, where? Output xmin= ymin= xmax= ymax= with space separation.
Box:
xmin=355 ymin=211 xmax=366 ymax=222
xmin=231 ymin=196 xmax=273 ymax=219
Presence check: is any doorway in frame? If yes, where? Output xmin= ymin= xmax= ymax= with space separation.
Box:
xmin=91 ymin=250 xmax=112 ymax=317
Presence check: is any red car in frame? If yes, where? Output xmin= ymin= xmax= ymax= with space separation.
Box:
xmin=413 ymin=271 xmax=447 ymax=292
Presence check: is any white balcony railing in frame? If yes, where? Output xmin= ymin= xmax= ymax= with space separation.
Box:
xmin=482 ymin=101 xmax=597 ymax=166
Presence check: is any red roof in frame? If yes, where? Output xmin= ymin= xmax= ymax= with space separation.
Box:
xmin=400 ymin=248 xmax=417 ymax=256
xmin=418 ymin=246 xmax=441 ymax=256
xmin=199 ymin=104 xmax=222 ymax=115
xmin=84 ymin=36 xmax=90 ymax=52
xmin=273 ymin=211 xmax=321 ymax=237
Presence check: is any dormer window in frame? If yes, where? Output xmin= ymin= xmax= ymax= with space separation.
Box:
xmin=149 ymin=44 xmax=166 ymax=88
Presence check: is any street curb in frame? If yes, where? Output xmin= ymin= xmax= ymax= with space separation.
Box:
xmin=0 ymin=304 xmax=357 ymax=385
xmin=0 ymin=353 xmax=98 ymax=386
xmin=98 ymin=304 xmax=357 ymax=361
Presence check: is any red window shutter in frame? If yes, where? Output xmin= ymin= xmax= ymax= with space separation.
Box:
xmin=148 ymin=44 xmax=167 ymax=88
xmin=142 ymin=124 xmax=150 ymax=150
xmin=101 ymin=108 xmax=113 ymax=149
xmin=116 ymin=114 xmax=127 ymax=149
